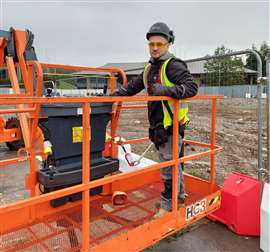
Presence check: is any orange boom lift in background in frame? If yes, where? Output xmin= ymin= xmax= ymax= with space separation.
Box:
xmin=0 ymin=28 xmax=223 ymax=252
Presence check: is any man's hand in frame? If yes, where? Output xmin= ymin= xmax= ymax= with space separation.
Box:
xmin=153 ymin=123 xmax=168 ymax=149
xmin=110 ymin=91 xmax=121 ymax=96
xmin=148 ymin=83 xmax=170 ymax=96
xmin=110 ymin=87 xmax=128 ymax=96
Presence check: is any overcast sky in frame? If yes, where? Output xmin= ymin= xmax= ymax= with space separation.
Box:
xmin=0 ymin=0 xmax=269 ymax=67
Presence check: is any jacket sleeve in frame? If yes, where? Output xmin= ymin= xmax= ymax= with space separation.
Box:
xmin=112 ymin=72 xmax=145 ymax=96
xmin=164 ymin=59 xmax=198 ymax=99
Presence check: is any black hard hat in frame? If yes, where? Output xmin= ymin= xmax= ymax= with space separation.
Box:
xmin=146 ymin=22 xmax=175 ymax=44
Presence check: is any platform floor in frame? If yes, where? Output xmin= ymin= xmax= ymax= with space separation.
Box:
xmin=0 ymin=181 xmax=204 ymax=252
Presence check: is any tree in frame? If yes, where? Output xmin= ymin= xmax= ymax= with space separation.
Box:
xmin=203 ymin=45 xmax=245 ymax=86
xmin=245 ymin=41 xmax=270 ymax=80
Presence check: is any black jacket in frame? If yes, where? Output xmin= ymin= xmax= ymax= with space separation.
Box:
xmin=114 ymin=53 xmax=198 ymax=127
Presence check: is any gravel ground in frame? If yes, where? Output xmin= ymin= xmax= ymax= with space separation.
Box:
xmin=117 ymin=97 xmax=267 ymax=185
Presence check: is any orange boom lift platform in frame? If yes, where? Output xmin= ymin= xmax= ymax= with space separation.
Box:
xmin=0 ymin=28 xmax=223 ymax=252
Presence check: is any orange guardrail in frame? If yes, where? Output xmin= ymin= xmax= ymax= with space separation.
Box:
xmin=0 ymin=94 xmax=223 ymax=252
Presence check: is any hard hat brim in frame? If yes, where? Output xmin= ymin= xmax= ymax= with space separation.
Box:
xmin=146 ymin=32 xmax=170 ymax=42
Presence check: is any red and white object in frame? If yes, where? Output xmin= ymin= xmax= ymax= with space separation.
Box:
xmin=208 ymin=172 xmax=261 ymax=236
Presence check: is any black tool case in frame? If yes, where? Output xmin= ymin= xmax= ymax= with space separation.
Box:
xmin=37 ymin=102 xmax=119 ymax=207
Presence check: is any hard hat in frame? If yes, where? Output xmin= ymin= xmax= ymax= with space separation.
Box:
xmin=146 ymin=22 xmax=175 ymax=44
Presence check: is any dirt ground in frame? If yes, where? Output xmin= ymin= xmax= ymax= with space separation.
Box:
xmin=0 ymin=97 xmax=266 ymax=194
xmin=117 ymin=97 xmax=267 ymax=185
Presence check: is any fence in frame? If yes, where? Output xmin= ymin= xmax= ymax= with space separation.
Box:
xmin=0 ymin=88 xmax=104 ymax=96
xmin=199 ymin=84 xmax=267 ymax=98
xmin=0 ymin=86 xmax=267 ymax=99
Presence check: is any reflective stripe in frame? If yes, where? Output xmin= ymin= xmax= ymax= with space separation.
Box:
xmin=143 ymin=63 xmax=151 ymax=88
xmin=143 ymin=58 xmax=189 ymax=128
xmin=161 ymin=58 xmax=189 ymax=128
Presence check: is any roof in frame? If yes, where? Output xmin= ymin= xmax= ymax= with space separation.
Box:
xmin=101 ymin=62 xmax=146 ymax=75
xmin=243 ymin=68 xmax=257 ymax=74
xmin=74 ymin=70 xmax=109 ymax=76
xmin=100 ymin=61 xmax=257 ymax=75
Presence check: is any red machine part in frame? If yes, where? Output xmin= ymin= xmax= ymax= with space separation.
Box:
xmin=0 ymin=117 xmax=22 ymax=150
xmin=208 ymin=172 xmax=261 ymax=236
xmin=4 ymin=117 xmax=24 ymax=150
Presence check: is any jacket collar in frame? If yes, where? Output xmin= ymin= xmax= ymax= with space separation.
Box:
xmin=149 ymin=51 xmax=174 ymax=64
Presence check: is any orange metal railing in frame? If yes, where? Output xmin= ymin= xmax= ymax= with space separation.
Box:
xmin=0 ymin=93 xmax=223 ymax=251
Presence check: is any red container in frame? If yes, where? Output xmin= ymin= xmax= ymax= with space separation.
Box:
xmin=208 ymin=172 xmax=260 ymax=236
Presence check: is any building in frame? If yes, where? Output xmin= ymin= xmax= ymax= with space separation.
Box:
xmin=0 ymin=67 xmax=22 ymax=87
xmin=72 ymin=60 xmax=257 ymax=90
xmin=102 ymin=61 xmax=257 ymax=86
xmin=74 ymin=70 xmax=109 ymax=90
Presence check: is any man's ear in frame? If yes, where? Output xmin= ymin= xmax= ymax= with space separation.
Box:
xmin=169 ymin=30 xmax=175 ymax=44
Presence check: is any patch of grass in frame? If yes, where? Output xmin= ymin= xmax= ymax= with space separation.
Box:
xmin=57 ymin=81 xmax=76 ymax=89
xmin=185 ymin=166 xmax=202 ymax=177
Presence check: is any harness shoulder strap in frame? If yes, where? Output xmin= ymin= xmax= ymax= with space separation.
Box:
xmin=163 ymin=100 xmax=173 ymax=120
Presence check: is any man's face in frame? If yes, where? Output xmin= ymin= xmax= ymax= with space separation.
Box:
xmin=148 ymin=35 xmax=169 ymax=59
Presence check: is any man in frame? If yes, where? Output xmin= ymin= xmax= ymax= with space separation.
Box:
xmin=112 ymin=22 xmax=198 ymax=217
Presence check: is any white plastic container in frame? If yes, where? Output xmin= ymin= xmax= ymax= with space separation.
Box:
xmin=260 ymin=183 xmax=270 ymax=252
xmin=245 ymin=93 xmax=251 ymax=98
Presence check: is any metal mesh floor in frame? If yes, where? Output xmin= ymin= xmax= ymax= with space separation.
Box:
xmin=0 ymin=182 xmax=203 ymax=252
